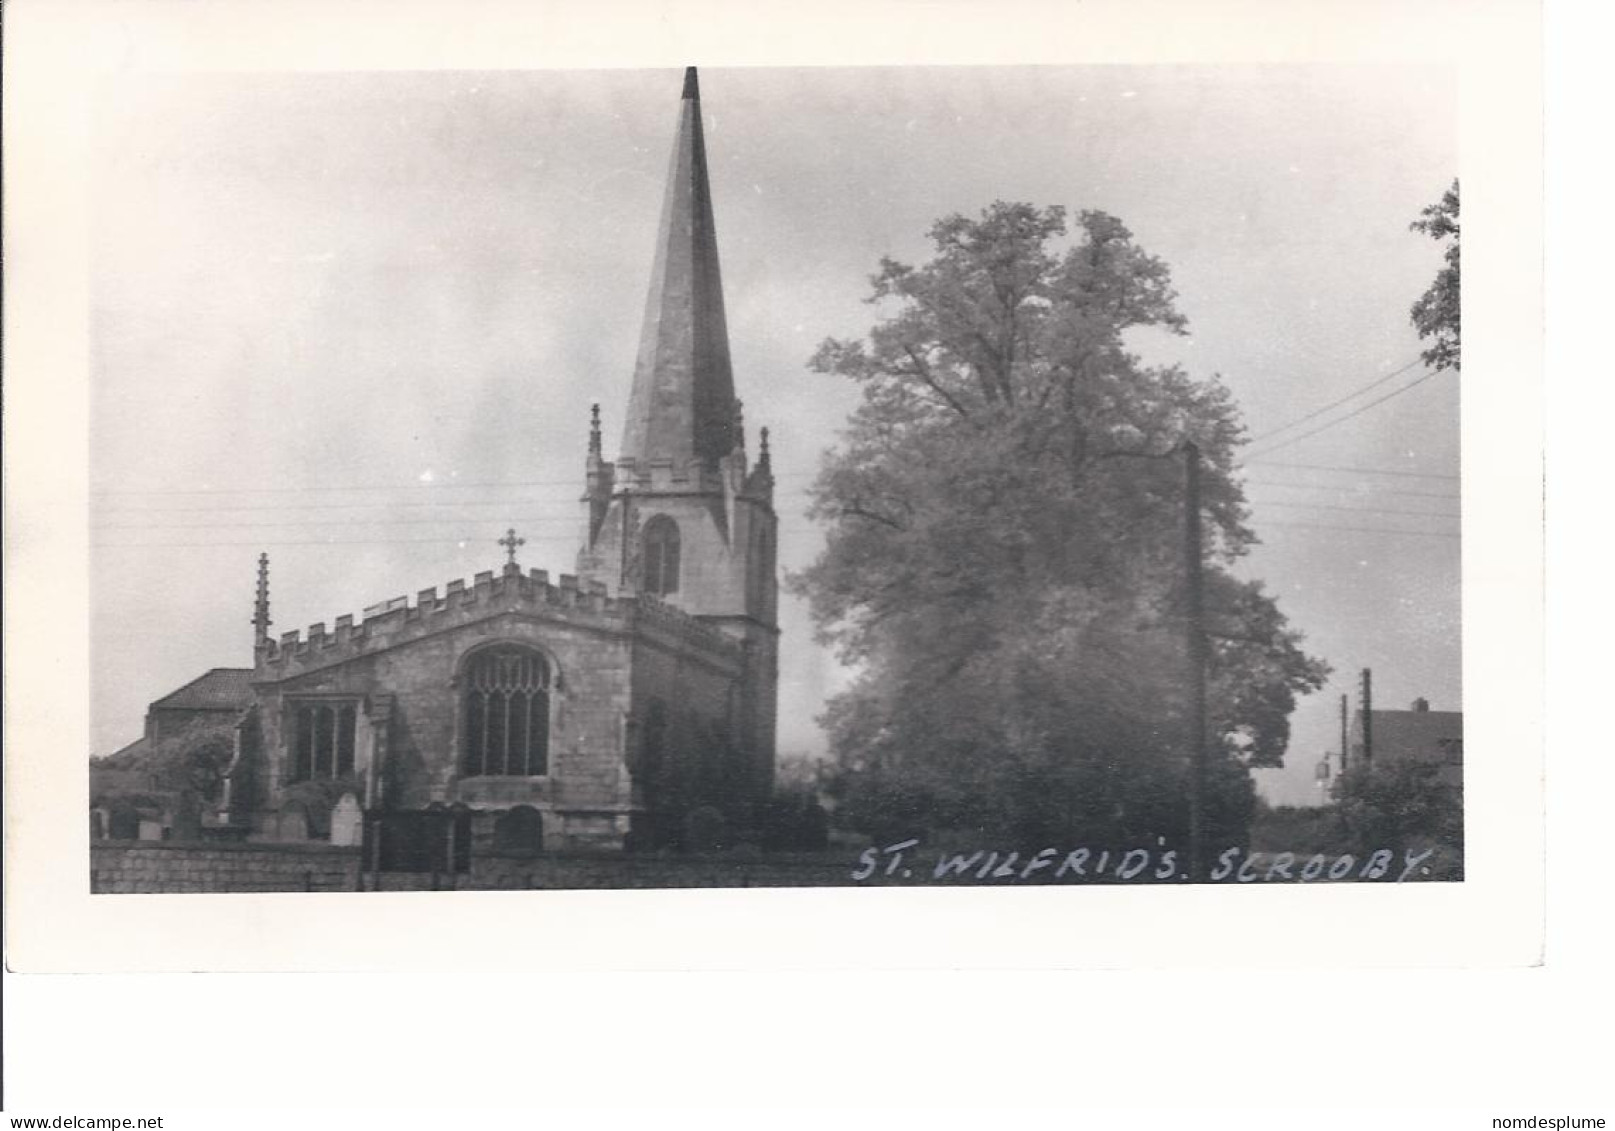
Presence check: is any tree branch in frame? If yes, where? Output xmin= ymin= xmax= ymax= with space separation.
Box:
xmin=842 ymin=500 xmax=906 ymax=530
xmin=901 ymin=345 xmax=971 ymax=418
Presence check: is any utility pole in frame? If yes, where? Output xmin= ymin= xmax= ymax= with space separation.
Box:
xmin=1359 ymin=667 xmax=1374 ymax=765
xmin=1184 ymin=442 xmax=1208 ymax=881
xmin=1339 ymin=693 xmax=1350 ymax=774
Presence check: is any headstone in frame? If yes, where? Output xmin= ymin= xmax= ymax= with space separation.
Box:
xmin=493 ymin=806 xmax=545 ymax=855
xmin=279 ymin=803 xmax=310 ymax=842
xmin=108 ymin=805 xmax=140 ymax=840
xmin=330 ymin=793 xmax=362 ymax=847
xmin=172 ymin=793 xmax=203 ymax=842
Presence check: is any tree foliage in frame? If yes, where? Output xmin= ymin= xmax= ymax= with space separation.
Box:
xmin=94 ymin=731 xmax=233 ymax=805
xmin=1410 ymin=179 xmax=1460 ymax=372
xmin=1332 ymin=759 xmax=1461 ymax=853
xmin=795 ymin=203 xmax=1328 ymax=848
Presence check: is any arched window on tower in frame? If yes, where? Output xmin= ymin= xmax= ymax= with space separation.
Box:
xmin=642 ymin=515 xmax=681 ymax=597
xmin=461 ymin=646 xmax=551 ymax=777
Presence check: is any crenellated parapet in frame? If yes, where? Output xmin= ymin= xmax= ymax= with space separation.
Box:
xmin=631 ymin=592 xmax=745 ymax=659
xmin=254 ymin=563 xmax=742 ymax=680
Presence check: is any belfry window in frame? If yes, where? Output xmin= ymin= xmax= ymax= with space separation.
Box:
xmin=289 ymin=702 xmax=357 ymax=783
xmin=462 ymin=647 xmax=551 ymax=777
xmin=642 ymin=515 xmax=681 ymax=596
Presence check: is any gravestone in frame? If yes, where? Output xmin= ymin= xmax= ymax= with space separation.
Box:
xmin=278 ymin=803 xmax=310 ymax=842
xmin=108 ymin=805 xmax=140 ymax=840
xmin=172 ymin=793 xmax=203 ymax=841
xmin=330 ymin=794 xmax=362 ymax=847
xmin=493 ymin=806 xmax=544 ymax=856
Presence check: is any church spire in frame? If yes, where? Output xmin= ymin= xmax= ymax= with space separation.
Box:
xmin=619 ymin=65 xmax=739 ymax=471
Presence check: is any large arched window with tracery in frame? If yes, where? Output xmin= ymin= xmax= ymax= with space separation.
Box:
xmin=461 ymin=647 xmax=551 ymax=777
xmin=642 ymin=515 xmax=681 ymax=596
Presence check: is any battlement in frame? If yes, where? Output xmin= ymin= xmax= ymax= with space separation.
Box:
xmin=631 ymin=592 xmax=746 ymax=658
xmin=255 ymin=563 xmax=741 ymax=678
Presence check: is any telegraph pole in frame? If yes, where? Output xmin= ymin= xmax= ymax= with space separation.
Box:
xmin=1340 ymin=693 xmax=1350 ymax=774
xmin=1359 ymin=667 xmax=1374 ymax=765
xmin=1184 ymin=442 xmax=1208 ymax=881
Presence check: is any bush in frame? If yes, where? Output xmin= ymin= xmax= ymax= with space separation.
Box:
xmin=826 ymin=747 xmax=1257 ymax=854
xmin=759 ymin=790 xmax=831 ymax=851
xmin=682 ymin=805 xmax=730 ymax=853
xmin=1332 ymin=759 xmax=1462 ymax=856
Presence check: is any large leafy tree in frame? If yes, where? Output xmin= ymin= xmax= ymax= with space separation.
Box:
xmin=795 ymin=203 xmax=1327 ymax=848
xmin=1410 ymin=179 xmax=1460 ymax=372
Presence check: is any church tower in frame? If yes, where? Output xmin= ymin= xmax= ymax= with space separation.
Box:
xmin=579 ymin=67 xmax=779 ymax=794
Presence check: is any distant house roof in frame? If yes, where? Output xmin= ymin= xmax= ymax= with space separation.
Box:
xmin=103 ymin=735 xmax=151 ymax=764
xmin=150 ymin=668 xmax=255 ymax=712
xmin=1350 ymin=706 xmax=1463 ymax=765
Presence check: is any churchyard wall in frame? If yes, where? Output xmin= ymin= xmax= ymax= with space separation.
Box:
xmin=89 ymin=841 xmax=858 ymax=892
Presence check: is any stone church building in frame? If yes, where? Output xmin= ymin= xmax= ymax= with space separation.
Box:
xmin=97 ymin=68 xmax=780 ymax=857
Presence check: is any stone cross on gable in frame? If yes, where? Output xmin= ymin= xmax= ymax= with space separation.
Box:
xmin=499 ymin=528 xmax=525 ymax=565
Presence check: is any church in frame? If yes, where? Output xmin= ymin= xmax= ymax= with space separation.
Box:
xmin=95 ymin=68 xmax=780 ymax=858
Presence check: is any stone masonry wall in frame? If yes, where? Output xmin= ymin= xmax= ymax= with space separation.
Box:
xmin=89 ymin=842 xmax=860 ymax=893
xmin=92 ymin=842 xmax=362 ymax=893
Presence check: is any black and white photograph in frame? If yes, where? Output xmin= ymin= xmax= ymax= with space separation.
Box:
xmin=9 ymin=0 xmax=1598 ymax=1125
xmin=76 ymin=61 xmax=1466 ymax=895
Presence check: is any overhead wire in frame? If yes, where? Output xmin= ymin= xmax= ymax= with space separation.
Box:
xmin=1245 ymin=357 xmax=1425 ymax=444
xmin=1240 ymin=459 xmax=1459 ymax=481
xmin=91 ymin=470 xmax=820 ymax=498
xmin=1242 ymin=368 xmax=1449 ymax=460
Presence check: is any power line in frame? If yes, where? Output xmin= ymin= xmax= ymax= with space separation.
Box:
xmin=1242 ymin=478 xmax=1458 ymax=501
xmin=1257 ymin=519 xmax=1460 ymax=541
xmin=1251 ymin=499 xmax=1459 ymax=521
xmin=87 ymin=477 xmax=1459 ymax=523
xmin=93 ymin=489 xmax=817 ymax=515
xmin=90 ymin=470 xmax=819 ymax=497
xmin=1246 ymin=357 xmax=1425 ymax=444
xmin=95 ymin=516 xmax=590 ymax=532
xmin=92 ymin=512 xmax=827 ymax=532
xmin=1240 ymin=459 xmax=1459 ymax=481
xmin=93 ymin=520 xmax=1457 ymax=550
xmin=95 ymin=498 xmax=591 ymax=515
xmin=96 ymin=499 xmax=1457 ymax=533
xmin=90 ymin=535 xmax=587 ymax=549
xmin=1242 ymin=368 xmax=1450 ymax=460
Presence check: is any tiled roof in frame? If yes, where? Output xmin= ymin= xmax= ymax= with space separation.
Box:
xmin=151 ymin=668 xmax=255 ymax=712
xmin=1350 ymin=708 xmax=1463 ymax=764
xmin=1369 ymin=709 xmax=1462 ymax=759
xmin=104 ymin=735 xmax=151 ymax=763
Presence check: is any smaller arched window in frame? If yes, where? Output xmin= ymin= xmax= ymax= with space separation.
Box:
xmin=642 ymin=516 xmax=681 ymax=596
xmin=288 ymin=701 xmax=357 ymax=783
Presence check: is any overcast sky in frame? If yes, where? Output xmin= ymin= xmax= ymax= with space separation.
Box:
xmin=89 ymin=65 xmax=1458 ymax=806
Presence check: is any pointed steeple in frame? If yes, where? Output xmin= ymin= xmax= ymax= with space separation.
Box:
xmin=619 ymin=66 xmax=739 ymax=471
